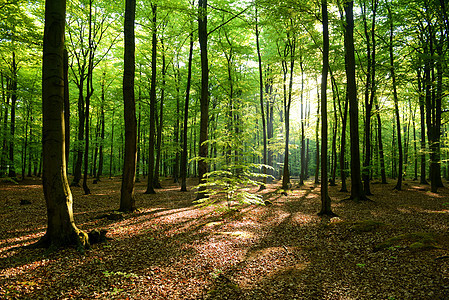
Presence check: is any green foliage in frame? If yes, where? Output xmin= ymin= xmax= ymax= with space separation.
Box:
xmin=195 ymin=162 xmax=270 ymax=209
xmin=102 ymin=270 xmax=138 ymax=278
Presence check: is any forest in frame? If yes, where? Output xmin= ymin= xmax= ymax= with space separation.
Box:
xmin=1 ymin=0 xmax=449 ymax=298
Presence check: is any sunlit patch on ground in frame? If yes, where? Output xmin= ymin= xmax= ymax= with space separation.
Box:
xmin=1 ymin=178 xmax=449 ymax=299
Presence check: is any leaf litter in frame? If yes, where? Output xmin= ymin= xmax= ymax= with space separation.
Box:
xmin=0 ymin=177 xmax=449 ymax=299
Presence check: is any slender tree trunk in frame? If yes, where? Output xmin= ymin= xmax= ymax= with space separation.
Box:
xmin=345 ymin=0 xmax=367 ymax=201
xmin=8 ymin=52 xmax=17 ymax=179
xmin=95 ymin=75 xmax=105 ymax=182
xmin=255 ymin=4 xmax=267 ymax=190
xmin=375 ymin=104 xmax=387 ymax=183
xmin=336 ymin=75 xmax=349 ymax=192
xmin=145 ymin=3 xmax=157 ymax=194
xmin=153 ymin=38 xmax=166 ymax=189
xmin=181 ymin=29 xmax=193 ymax=192
xmin=64 ymin=49 xmax=70 ymax=174
xmin=71 ymin=77 xmax=85 ymax=186
xmin=300 ymin=59 xmax=306 ymax=186
xmin=120 ymin=0 xmax=137 ymax=212
xmin=319 ymin=0 xmax=334 ymax=216
xmin=82 ymin=0 xmax=93 ymax=195
xmin=282 ymin=33 xmax=295 ymax=190
xmin=315 ymin=88 xmax=320 ymax=185
xmin=197 ymin=0 xmax=209 ymax=200
xmin=173 ymin=66 xmax=180 ymax=183
xmin=109 ymin=109 xmax=115 ymax=178
xmin=388 ymin=5 xmax=402 ymax=191
xmin=38 ymin=0 xmax=88 ymax=249
xmin=1 ymin=73 xmax=9 ymax=177
xmin=417 ymin=67 xmax=428 ymax=184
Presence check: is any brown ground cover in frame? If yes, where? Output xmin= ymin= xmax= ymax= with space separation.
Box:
xmin=1 ymin=177 xmax=449 ymax=299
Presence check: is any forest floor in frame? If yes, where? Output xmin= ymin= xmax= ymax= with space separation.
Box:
xmin=1 ymin=176 xmax=449 ymax=299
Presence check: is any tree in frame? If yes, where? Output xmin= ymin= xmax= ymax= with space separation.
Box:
xmin=197 ymin=0 xmax=209 ymax=200
xmin=120 ymin=0 xmax=137 ymax=212
xmin=38 ymin=0 xmax=88 ymax=249
xmin=255 ymin=2 xmax=268 ymax=190
xmin=345 ymin=0 xmax=368 ymax=201
xmin=318 ymin=0 xmax=334 ymax=216
xmin=387 ymin=4 xmax=403 ymax=191
xmin=180 ymin=24 xmax=194 ymax=192
xmin=145 ymin=3 xmax=157 ymax=195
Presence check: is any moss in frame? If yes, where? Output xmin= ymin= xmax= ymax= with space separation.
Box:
xmin=350 ymin=220 xmax=385 ymax=233
xmin=375 ymin=232 xmax=439 ymax=251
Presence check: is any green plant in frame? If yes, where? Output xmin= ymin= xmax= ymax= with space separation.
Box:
xmin=103 ymin=271 xmax=138 ymax=278
xmin=209 ymin=268 xmax=223 ymax=279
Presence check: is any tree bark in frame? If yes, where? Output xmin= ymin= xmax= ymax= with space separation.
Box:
xmin=318 ymin=0 xmax=334 ymax=216
xmin=145 ymin=3 xmax=157 ymax=195
xmin=180 ymin=29 xmax=193 ymax=192
xmin=388 ymin=5 xmax=402 ymax=191
xmin=63 ymin=48 xmax=70 ymax=174
xmin=120 ymin=0 xmax=137 ymax=212
xmin=197 ymin=0 xmax=209 ymax=200
xmin=255 ymin=4 xmax=267 ymax=190
xmin=39 ymin=0 xmax=88 ymax=249
xmin=8 ymin=52 xmax=17 ymax=179
xmin=153 ymin=38 xmax=166 ymax=189
xmin=345 ymin=0 xmax=368 ymax=201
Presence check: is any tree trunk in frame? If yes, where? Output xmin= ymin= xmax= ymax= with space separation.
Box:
xmin=173 ymin=66 xmax=180 ymax=183
xmin=181 ymin=29 xmax=193 ymax=192
xmin=375 ymin=104 xmax=387 ymax=183
xmin=153 ymin=38 xmax=166 ymax=189
xmin=318 ymin=0 xmax=334 ymax=216
xmin=255 ymin=4 xmax=267 ymax=190
xmin=82 ymin=0 xmax=94 ymax=195
xmin=315 ymin=84 xmax=320 ymax=185
xmin=95 ymin=75 xmax=105 ymax=182
xmin=63 ymin=49 xmax=70 ymax=174
xmin=0 ymin=72 xmax=8 ymax=177
xmin=345 ymin=0 xmax=368 ymax=201
xmin=197 ymin=0 xmax=209 ymax=200
xmin=120 ymin=0 xmax=137 ymax=212
xmin=145 ymin=3 xmax=157 ymax=195
xmin=417 ymin=67 xmax=428 ymax=184
xmin=39 ymin=0 xmax=88 ymax=250
xmin=8 ymin=52 xmax=17 ymax=179
xmin=388 ymin=5 xmax=402 ymax=191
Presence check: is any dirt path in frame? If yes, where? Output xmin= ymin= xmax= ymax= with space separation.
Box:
xmin=1 ymin=177 xmax=449 ymax=299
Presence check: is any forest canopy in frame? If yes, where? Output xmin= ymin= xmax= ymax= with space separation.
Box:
xmin=0 ymin=0 xmax=448 ymax=215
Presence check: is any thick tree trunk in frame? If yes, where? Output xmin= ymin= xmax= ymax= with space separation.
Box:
xmin=197 ymin=0 xmax=209 ymax=200
xmin=119 ymin=0 xmax=137 ymax=212
xmin=39 ymin=0 xmax=88 ymax=250
xmin=345 ymin=0 xmax=368 ymax=201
